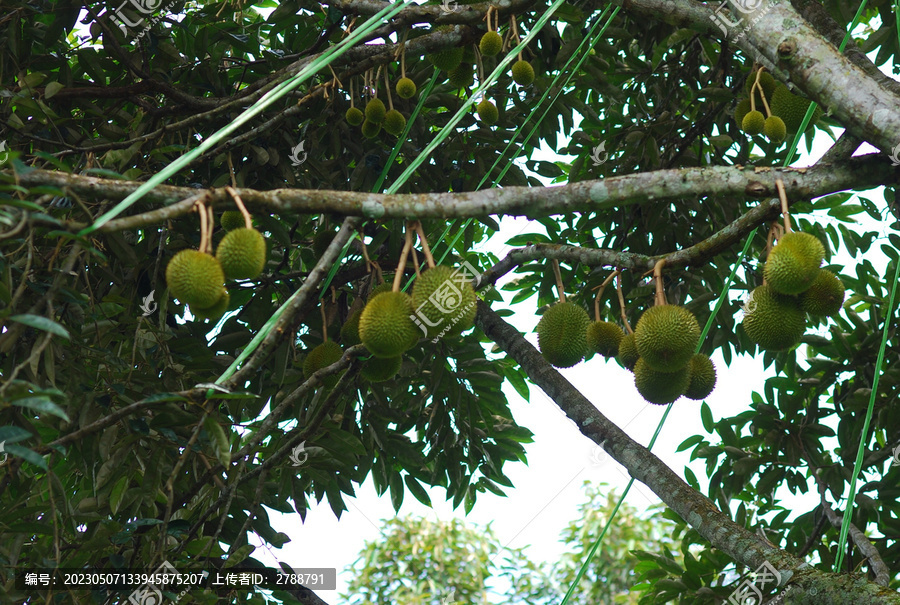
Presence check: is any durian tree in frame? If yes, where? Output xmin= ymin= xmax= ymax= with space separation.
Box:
xmin=3 ymin=0 xmax=900 ymax=603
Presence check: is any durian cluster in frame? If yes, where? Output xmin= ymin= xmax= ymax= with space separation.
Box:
xmin=165 ymin=213 xmax=266 ymax=322
xmin=735 ymin=69 xmax=822 ymax=143
xmin=304 ymin=267 xmax=478 ymax=386
xmin=346 ymin=97 xmax=408 ymax=138
xmin=742 ymin=232 xmax=845 ymax=351
xmin=535 ymin=302 xmax=717 ymax=405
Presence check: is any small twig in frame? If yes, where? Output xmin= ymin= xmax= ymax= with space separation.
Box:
xmin=551 ymin=259 xmax=566 ymax=303
xmin=616 ymin=272 xmax=632 ymax=334
xmin=225 ymin=186 xmax=252 ymax=229
xmin=384 ymin=67 xmax=394 ymax=112
xmin=653 ymin=259 xmax=667 ymax=306
xmin=776 ymin=178 xmax=791 ymax=233
xmin=320 ymin=303 xmax=329 ymax=342
xmin=393 ymin=226 xmax=413 ymax=292
xmin=414 ymin=221 xmax=436 ymax=269
xmin=592 ymin=270 xmax=619 ymax=322
xmin=196 ymin=201 xmax=209 ymax=254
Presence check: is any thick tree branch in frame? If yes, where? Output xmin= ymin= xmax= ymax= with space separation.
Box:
xmin=474 ymin=301 xmax=900 ymax=604
xmin=11 ymin=155 xmax=896 ymax=225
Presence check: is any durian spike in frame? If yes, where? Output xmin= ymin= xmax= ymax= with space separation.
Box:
xmin=196 ymin=201 xmax=209 ymax=255
xmin=775 ymin=178 xmax=792 ymax=233
xmin=413 ymin=221 xmax=436 ymax=269
xmin=653 ymin=259 xmax=667 ymax=307
xmin=225 ymin=186 xmax=252 ymax=230
xmin=616 ymin=272 xmax=633 ymax=334
xmin=592 ymin=270 xmax=619 ymax=322
xmin=392 ymin=225 xmax=414 ymax=292
xmin=551 ymin=259 xmax=566 ymax=303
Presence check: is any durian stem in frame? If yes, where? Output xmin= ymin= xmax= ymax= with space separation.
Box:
xmin=414 ymin=221 xmax=436 ymax=269
xmin=400 ymin=41 xmax=407 ymax=79
xmin=206 ymin=205 xmax=214 ymax=252
xmin=393 ymin=226 xmax=414 ymax=292
xmin=551 ymin=259 xmax=566 ymax=303
xmin=475 ymin=45 xmax=485 ymax=87
xmin=359 ymin=228 xmax=371 ymax=266
xmin=328 ymin=64 xmax=343 ymax=90
xmin=776 ymin=178 xmax=792 ymax=232
xmin=321 ymin=304 xmax=329 ymax=343
xmin=384 ymin=67 xmax=394 ymax=111
xmin=616 ymin=272 xmax=632 ymax=334
xmin=350 ymin=77 xmax=355 ymax=109
xmin=227 ymin=152 xmax=237 ymax=188
xmin=196 ymin=201 xmax=209 ymax=255
xmin=592 ymin=270 xmax=620 ymax=322
xmin=226 ymin=186 xmax=252 ymax=229
xmin=653 ymin=259 xmax=667 ymax=306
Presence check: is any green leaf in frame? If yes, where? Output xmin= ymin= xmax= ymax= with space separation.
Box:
xmin=4 ymin=444 xmax=48 ymax=470
xmin=109 ymin=476 xmax=128 ymax=514
xmin=44 ymin=82 xmax=65 ymax=99
xmin=675 ymin=434 xmax=703 ymax=453
xmin=389 ymin=472 xmax=404 ymax=512
xmin=404 ymin=476 xmax=432 ymax=507
xmin=700 ymin=402 xmax=713 ymax=434
xmin=8 ymin=314 xmax=70 ymax=340
xmin=10 ymin=397 xmax=70 ymax=422
xmin=0 ymin=426 xmax=33 ymax=444
xmin=204 ymin=416 xmax=232 ymax=468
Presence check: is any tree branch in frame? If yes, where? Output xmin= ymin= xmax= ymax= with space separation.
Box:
xmin=474 ymin=301 xmax=900 ymax=603
xmin=11 ymin=155 xmax=896 ymax=225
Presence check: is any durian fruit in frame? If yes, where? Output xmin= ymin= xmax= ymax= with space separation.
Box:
xmin=166 ymin=249 xmax=225 ymax=309
xmin=742 ymin=284 xmax=807 ymax=351
xmin=359 ymin=291 xmax=420 ymax=357
xmin=361 ymin=355 xmax=402 ymax=382
xmin=216 ymin=227 xmax=267 ymax=280
xmin=586 ymin=321 xmax=625 ymax=358
xmin=536 ymin=302 xmax=591 ymax=368
xmin=479 ymin=31 xmax=503 ymax=57
xmin=411 ymin=265 xmax=477 ymax=338
xmin=448 ymin=63 xmax=474 ymax=89
xmin=634 ymin=358 xmax=690 ymax=405
xmin=362 ymin=120 xmax=381 ymax=139
xmin=477 ymin=99 xmax=499 ymax=125
xmin=191 ymin=288 xmax=230 ymax=322
xmin=799 ymin=269 xmax=845 ymax=317
xmin=427 ymin=47 xmax=464 ymax=72
xmin=303 ymin=341 xmax=345 ymax=387
xmin=346 ymin=107 xmax=365 ymax=126
xmin=684 ymin=353 xmax=716 ymax=400
xmin=634 ymin=305 xmax=701 ymax=373
xmin=764 ymin=232 xmax=824 ymax=295
xmin=511 ymin=60 xmax=535 ymax=86
xmin=341 ymin=309 xmax=363 ymax=346
xmin=365 ymin=98 xmax=386 ymax=123
xmin=770 ymin=84 xmax=823 ymax=133
xmin=734 ymin=98 xmax=751 ymax=129
xmin=617 ymin=332 xmax=639 ymax=371
xmin=741 ymin=110 xmax=765 ymax=135
xmin=368 ymin=281 xmax=393 ymax=301
xmin=396 ymin=77 xmax=417 ymax=99
xmin=764 ymin=115 xmax=786 ymax=142
xmin=312 ymin=228 xmax=335 ymax=257
xmin=220 ymin=211 xmax=244 ymax=231
xmin=383 ymin=109 xmax=407 ymax=136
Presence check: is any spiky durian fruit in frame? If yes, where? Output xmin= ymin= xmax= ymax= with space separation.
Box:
xmin=586 ymin=321 xmax=625 ymax=358
xmin=365 ymin=98 xmax=386 ymax=123
xmin=477 ymin=99 xmax=499 ymax=125
xmin=734 ymin=98 xmax=751 ymax=129
xmin=427 ymin=47 xmax=464 ymax=72
xmin=368 ymin=281 xmax=393 ymax=301
xmin=359 ymin=291 xmax=420 ymax=357
xmin=684 ymin=353 xmax=716 ymax=400
xmin=741 ymin=110 xmax=765 ymax=135
xmin=361 ymin=355 xmax=402 ymax=382
xmin=346 ymin=107 xmax=365 ymax=126
xmin=742 ymin=284 xmax=807 ymax=351
xmin=479 ymin=30 xmax=503 ymax=56
xmin=191 ymin=288 xmax=230 ymax=322
xmin=511 ymin=60 xmax=535 ymax=85
xmin=618 ymin=332 xmax=639 ymax=371
xmin=362 ymin=120 xmax=381 ymax=138
xmin=220 ymin=211 xmax=245 ymax=231
xmin=448 ymin=63 xmax=474 ymax=89
xmin=396 ymin=77 xmax=417 ymax=99
xmin=411 ymin=266 xmax=477 ymax=338
xmin=799 ymin=269 xmax=845 ymax=317
xmin=536 ymin=302 xmax=590 ymax=368
xmin=634 ymin=358 xmax=690 ymax=405
xmin=216 ymin=227 xmax=266 ymax=280
xmin=383 ymin=110 xmax=407 ymax=136
xmin=341 ymin=309 xmax=363 ymax=346
xmin=764 ymin=232 xmax=825 ymax=295
xmin=166 ymin=249 xmax=225 ymax=309
xmin=303 ymin=341 xmax=344 ymax=387
xmin=634 ymin=306 xmax=701 ymax=373
xmin=312 ymin=228 xmax=335 ymax=257
xmin=770 ymin=84 xmax=823 ymax=133
xmin=764 ymin=115 xmax=786 ymax=142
